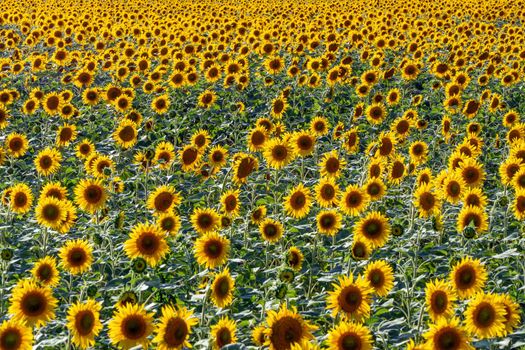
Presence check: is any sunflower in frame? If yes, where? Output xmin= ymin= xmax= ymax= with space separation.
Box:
xmin=499 ymin=157 xmax=523 ymax=186
xmin=364 ymin=260 xmax=394 ymax=297
xmin=6 ymin=133 xmax=29 ymax=158
xmin=246 ymin=126 xmax=268 ymax=152
xmin=252 ymin=325 xmax=267 ymax=346
xmin=405 ymin=339 xmax=424 ymax=350
xmin=391 ymin=116 xmax=413 ymax=139
xmin=113 ymin=119 xmax=138 ymax=149
xmin=409 ymin=141 xmax=428 ymax=165
xmin=8 ymin=279 xmax=57 ymax=328
xmin=438 ymin=172 xmax=465 ymax=204
xmin=190 ymin=129 xmax=210 ymax=151
xmin=179 ymin=145 xmax=202 ymax=172
xmin=414 ymin=183 xmax=441 ymax=218
xmin=423 ymin=317 xmax=473 ymax=350
xmin=232 ymin=153 xmax=258 ymax=184
xmin=365 ymin=103 xmax=387 ymax=125
xmin=42 ymin=92 xmax=62 ymax=115
xmin=327 ymin=275 xmax=373 ymax=322
xmin=57 ymin=200 xmax=77 ymax=234
xmin=210 ymin=317 xmax=237 ymax=350
xmin=74 ymin=178 xmax=107 ymax=213
xmin=108 ymin=303 xmax=154 ymax=350
xmin=35 ymin=196 xmax=66 ymax=230
xmin=271 ymin=96 xmax=288 ymax=119
xmin=75 ymin=139 xmax=95 ymax=159
xmin=220 ymin=189 xmax=241 ymax=218
xmin=291 ymin=131 xmax=316 ymax=157
xmin=286 ymin=246 xmax=304 ymax=271
xmin=31 ymin=256 xmax=60 ymax=287
xmin=326 ymin=321 xmax=372 ymax=350
xmin=56 ymin=123 xmax=77 ymax=147
xmin=156 ymin=212 xmax=181 ymax=236
xmin=250 ymin=205 xmax=267 ymax=225
xmin=314 ymin=177 xmax=340 ymax=208
xmin=353 ymin=211 xmax=390 ymax=249
xmin=90 ymin=155 xmax=114 ymax=179
xmin=310 ymin=116 xmax=330 ymax=136
xmin=458 ymin=157 xmax=485 ymax=188
xmin=147 ymin=185 xmax=181 ymax=214
xmin=263 ymin=138 xmax=295 ymax=169
xmin=464 ymin=293 xmax=506 ymax=339
xmin=425 ymin=279 xmax=457 ymax=322
xmin=497 ymin=293 xmax=521 ymax=335
xmin=9 ymin=183 xmax=33 ymax=214
xmin=66 ymin=299 xmax=103 ymax=349
xmin=513 ymin=189 xmax=525 ymax=220
xmin=387 ymin=155 xmax=407 ymax=185
xmin=341 ymin=128 xmax=359 ymax=154
xmin=198 ymin=90 xmax=217 ymax=109
xmin=0 ymin=105 xmax=10 ymax=129
xmin=367 ymin=157 xmax=386 ymax=179
xmin=264 ymin=304 xmax=316 ymax=350
xmin=153 ymin=305 xmax=198 ymax=350
xmin=82 ymin=88 xmax=100 ymax=106
xmin=386 ymin=88 xmax=401 ymax=106
xmin=284 ymin=184 xmax=312 ymax=219
xmin=363 ymin=177 xmax=386 ymax=201
xmin=462 ymin=187 xmax=488 ymax=208
xmin=151 ymin=94 xmax=170 ymax=114
xmin=450 ymin=256 xmax=487 ymax=299
xmin=319 ymin=151 xmax=346 ymax=179
xmin=124 ymin=223 xmax=169 ymax=267
xmin=59 ymin=239 xmax=93 ymax=275
xmin=351 ymin=237 xmax=372 ymax=261
xmin=210 ymin=268 xmax=235 ymax=308
xmin=259 ymin=218 xmax=284 ymax=243
xmin=194 ymin=232 xmax=230 ymax=269
xmin=316 ymin=210 xmax=342 ymax=236
xmin=340 ymin=185 xmax=369 ymax=217
xmin=0 ymin=318 xmax=33 ymax=350
xmin=191 ymin=207 xmax=220 ymax=235
xmin=456 ymin=205 xmax=488 ymax=234
xmin=208 ymin=145 xmax=228 ymax=169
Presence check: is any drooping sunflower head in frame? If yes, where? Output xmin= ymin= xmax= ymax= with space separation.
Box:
xmin=351 ymin=237 xmax=372 ymax=261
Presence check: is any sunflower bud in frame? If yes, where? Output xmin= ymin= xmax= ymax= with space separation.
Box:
xmin=1 ymin=248 xmax=13 ymax=261
xmin=132 ymin=257 xmax=147 ymax=273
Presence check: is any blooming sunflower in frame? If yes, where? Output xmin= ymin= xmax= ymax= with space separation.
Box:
xmin=147 ymin=185 xmax=181 ymax=214
xmin=310 ymin=116 xmax=330 ymax=136
xmin=108 ymin=302 xmax=154 ymax=350
xmin=35 ymin=196 xmax=66 ymax=230
xmin=264 ymin=304 xmax=316 ymax=350
xmin=259 ymin=218 xmax=284 ymax=243
xmin=497 ymin=293 xmax=521 ymax=335
xmin=191 ymin=207 xmax=220 ymax=235
xmin=250 ymin=205 xmax=267 ymax=225
xmin=56 ymin=123 xmax=77 ymax=147
xmin=364 ymin=260 xmax=394 ymax=297
xmin=353 ymin=211 xmax=391 ymax=249
xmin=210 ymin=317 xmax=237 ymax=350
xmin=464 ymin=293 xmax=507 ymax=339
xmin=179 ymin=145 xmax=202 ymax=172
xmin=5 ymin=133 xmax=29 ymax=158
xmin=314 ymin=177 xmax=340 ymax=208
xmin=286 ymin=246 xmax=304 ymax=271
xmin=456 ymin=205 xmax=488 ymax=234
xmin=462 ymin=187 xmax=488 ymax=208
xmin=291 ymin=131 xmax=316 ymax=157
xmin=151 ymin=94 xmax=170 ymax=114
xmin=66 ymin=299 xmax=103 ymax=349
xmin=458 ymin=157 xmax=485 ymax=188
xmin=263 ymin=138 xmax=295 ymax=169
xmin=440 ymin=172 xmax=466 ymax=204
xmin=0 ymin=318 xmax=33 ymax=350
xmin=156 ymin=212 xmax=181 ymax=236
xmin=425 ymin=279 xmax=457 ymax=322
xmin=423 ymin=317 xmax=473 ymax=350
xmin=319 ymin=151 xmax=346 ymax=179
xmin=8 ymin=279 xmax=57 ymax=328
xmin=414 ymin=183 xmax=441 ymax=218
xmin=327 ymin=275 xmax=372 ymax=322
xmin=197 ymin=90 xmax=217 ymax=109
xmin=341 ymin=128 xmax=359 ymax=155
xmin=59 ymin=239 xmax=93 ymax=275
xmin=513 ymin=189 xmax=525 ymax=220
xmin=326 ymin=321 xmax=372 ymax=350
xmin=75 ymin=139 xmax=95 ymax=159
xmin=316 ymin=210 xmax=342 ymax=236
xmin=74 ymin=178 xmax=107 ymax=214
xmin=194 ymin=232 xmax=230 ymax=269
xmin=340 ymin=184 xmax=369 ymax=216
xmin=449 ymin=256 xmax=487 ymax=299
xmin=113 ymin=119 xmax=138 ymax=149
xmin=364 ymin=177 xmax=386 ymax=201
xmin=153 ymin=305 xmax=198 ymax=350
xmin=284 ymin=183 xmax=312 ymax=219
xmin=220 ymin=189 xmax=241 ymax=218
xmin=210 ymin=268 xmax=235 ymax=308
xmin=365 ymin=103 xmax=387 ymax=125
xmin=208 ymin=145 xmax=228 ymax=169
xmin=9 ymin=183 xmax=34 ymax=214
xmin=252 ymin=325 xmax=267 ymax=347
xmin=232 ymin=153 xmax=258 ymax=184
xmin=30 ymin=256 xmax=60 ymax=287
xmin=124 ymin=223 xmax=169 ymax=267
xmin=351 ymin=237 xmax=373 ymax=261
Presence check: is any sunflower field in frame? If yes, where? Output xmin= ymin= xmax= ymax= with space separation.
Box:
xmin=0 ymin=0 xmax=524 ymax=348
